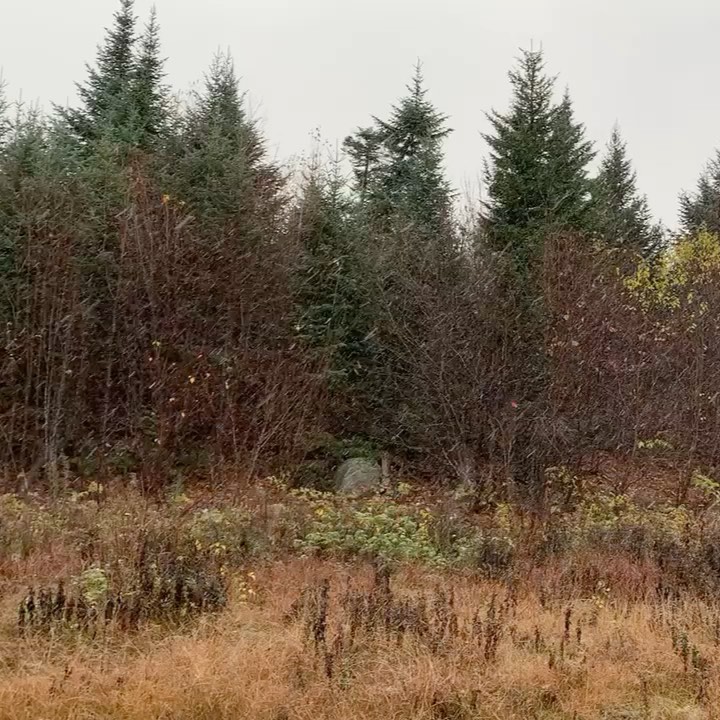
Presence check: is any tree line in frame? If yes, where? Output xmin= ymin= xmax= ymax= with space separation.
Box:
xmin=2 ymin=0 xmax=720 ymax=496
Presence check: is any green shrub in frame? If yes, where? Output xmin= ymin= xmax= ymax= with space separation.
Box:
xmin=189 ymin=507 xmax=261 ymax=563
xmin=297 ymin=497 xmax=442 ymax=564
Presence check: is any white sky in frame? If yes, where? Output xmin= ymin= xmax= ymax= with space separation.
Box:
xmin=2 ymin=0 xmax=720 ymax=227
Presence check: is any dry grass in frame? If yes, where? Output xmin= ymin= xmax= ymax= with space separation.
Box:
xmin=0 ymin=556 xmax=718 ymax=719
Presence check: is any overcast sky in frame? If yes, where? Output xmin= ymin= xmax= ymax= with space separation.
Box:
xmin=2 ymin=0 xmax=719 ymax=226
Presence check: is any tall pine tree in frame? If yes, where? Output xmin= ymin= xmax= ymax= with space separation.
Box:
xmin=483 ymin=49 xmax=556 ymax=275
xmin=60 ymin=0 xmax=137 ymax=144
xmin=128 ymin=8 xmax=169 ymax=149
xmin=169 ymin=52 xmax=280 ymax=230
xmin=483 ymin=50 xmax=597 ymax=496
xmin=0 ymin=106 xmax=47 ymax=318
xmin=484 ymin=51 xmax=596 ymax=278
xmin=376 ymin=64 xmax=453 ymax=233
xmin=293 ymin=159 xmax=370 ymax=380
xmin=344 ymin=65 xmax=453 ymax=237
xmin=592 ymin=127 xmax=661 ymax=256
xmin=680 ymin=150 xmax=720 ymax=236
xmin=545 ymin=89 xmax=595 ymax=231
xmin=343 ymin=126 xmax=384 ymax=204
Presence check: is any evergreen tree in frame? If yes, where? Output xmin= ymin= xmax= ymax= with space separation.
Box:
xmin=343 ymin=126 xmax=384 ymax=203
xmin=60 ymin=0 xmax=137 ymax=144
xmin=294 ymin=162 xmax=369 ymax=381
xmin=483 ymin=49 xmax=556 ymax=274
xmin=546 ymin=90 xmax=595 ymax=231
xmin=344 ymin=65 xmax=453 ymax=236
xmin=484 ymin=51 xmax=595 ymax=276
xmin=0 ymin=107 xmax=48 ymax=316
xmin=592 ymin=127 xmax=661 ymax=256
xmin=169 ymin=52 xmax=280 ymax=230
xmin=680 ymin=150 xmax=720 ymax=236
xmin=128 ymin=8 xmax=169 ymax=149
xmin=482 ymin=50 xmax=600 ymax=496
xmin=375 ymin=64 xmax=453 ymax=232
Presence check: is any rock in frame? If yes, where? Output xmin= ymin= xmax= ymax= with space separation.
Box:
xmin=335 ymin=458 xmax=382 ymax=495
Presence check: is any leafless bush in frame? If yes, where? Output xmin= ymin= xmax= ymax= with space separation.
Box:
xmin=1 ymin=163 xmax=325 ymax=487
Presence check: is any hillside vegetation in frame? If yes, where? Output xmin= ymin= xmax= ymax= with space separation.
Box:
xmin=2 ymin=3 xmax=720 ymax=717
xmin=1 ymin=478 xmax=720 ymax=719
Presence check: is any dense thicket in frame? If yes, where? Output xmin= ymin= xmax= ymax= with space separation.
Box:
xmin=2 ymin=2 xmax=719 ymax=497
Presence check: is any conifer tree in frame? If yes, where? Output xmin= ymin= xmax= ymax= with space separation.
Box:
xmin=484 ymin=51 xmax=595 ymax=276
xmin=343 ymin=126 xmax=384 ymax=203
xmin=0 ymin=80 xmax=9 ymax=148
xmin=592 ymin=127 xmax=661 ymax=255
xmin=483 ymin=49 xmax=556 ymax=274
xmin=375 ymin=65 xmax=453 ymax=232
xmin=344 ymin=65 xmax=453 ymax=236
xmin=680 ymin=150 xmax=720 ymax=236
xmin=128 ymin=8 xmax=169 ymax=149
xmin=60 ymin=0 xmax=137 ymax=144
xmin=294 ymin=161 xmax=369 ymax=381
xmin=546 ymin=90 xmax=595 ymax=231
xmin=482 ymin=50 xmax=599 ymax=496
xmin=0 ymin=107 xmax=47 ymax=316
xmin=169 ymin=52 xmax=280 ymax=229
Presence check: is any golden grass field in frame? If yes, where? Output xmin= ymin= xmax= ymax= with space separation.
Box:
xmin=1 ymin=562 xmax=719 ymax=719
xmin=0 ymin=481 xmax=719 ymax=719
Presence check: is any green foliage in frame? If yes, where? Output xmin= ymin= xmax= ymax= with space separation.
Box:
xmin=297 ymin=496 xmax=443 ymax=563
xmin=166 ymin=51 xmax=278 ymax=231
xmin=561 ymin=492 xmax=692 ymax=560
xmin=592 ymin=127 xmax=661 ymax=256
xmin=189 ymin=507 xmax=262 ymax=563
xmin=545 ymin=90 xmax=595 ymax=231
xmin=60 ymin=0 xmax=137 ymax=145
xmin=484 ymin=51 xmax=594 ymax=279
xmin=293 ymin=163 xmax=372 ymax=382
xmin=0 ymin=78 xmax=9 ymax=147
xmin=483 ymin=49 xmax=556 ymax=275
xmin=374 ymin=64 xmax=453 ymax=234
xmin=636 ymin=437 xmax=673 ymax=452
xmin=77 ymin=566 xmax=109 ymax=606
xmin=0 ymin=105 xmax=47 ymax=297
xmin=625 ymin=230 xmax=720 ymax=312
xmin=680 ymin=149 xmax=720 ymax=235
xmin=295 ymin=490 xmax=517 ymax=575
xmin=127 ymin=8 xmax=169 ymax=149
xmin=58 ymin=0 xmax=168 ymax=153
xmin=344 ymin=64 xmax=453 ymax=237
xmin=343 ymin=126 xmax=383 ymax=202
xmin=690 ymin=470 xmax=720 ymax=510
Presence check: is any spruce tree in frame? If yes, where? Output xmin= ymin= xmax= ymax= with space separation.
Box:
xmin=169 ymin=52 xmax=279 ymax=230
xmin=545 ymin=90 xmax=595 ymax=231
xmin=0 ymin=108 xmax=47 ymax=317
xmin=484 ymin=51 xmax=596 ymax=276
xmin=294 ymin=162 xmax=369 ymax=380
xmin=343 ymin=126 xmax=384 ymax=203
xmin=128 ymin=8 xmax=169 ymax=149
xmin=344 ymin=65 xmax=453 ymax=236
xmin=483 ymin=49 xmax=556 ymax=275
xmin=680 ymin=150 xmax=720 ymax=236
xmin=60 ymin=0 xmax=137 ymax=144
xmin=377 ymin=64 xmax=453 ymax=233
xmin=592 ymin=127 xmax=661 ymax=255
xmin=482 ymin=50 xmax=599 ymax=496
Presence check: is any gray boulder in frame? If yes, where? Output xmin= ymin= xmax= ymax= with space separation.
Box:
xmin=335 ymin=458 xmax=382 ymax=495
